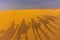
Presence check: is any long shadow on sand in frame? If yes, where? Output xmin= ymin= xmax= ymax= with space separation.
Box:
xmin=0 ymin=22 xmax=17 ymax=40
xmin=14 ymin=19 xmax=30 ymax=40
xmin=37 ymin=16 xmax=60 ymax=40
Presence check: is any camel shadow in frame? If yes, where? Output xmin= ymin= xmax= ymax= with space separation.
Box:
xmin=0 ymin=15 xmax=59 ymax=40
xmin=0 ymin=22 xmax=17 ymax=40
xmin=37 ymin=16 xmax=60 ymax=40
xmin=14 ymin=19 xmax=30 ymax=40
xmin=31 ymin=18 xmax=51 ymax=40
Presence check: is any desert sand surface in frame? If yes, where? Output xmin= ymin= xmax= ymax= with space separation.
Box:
xmin=0 ymin=9 xmax=60 ymax=40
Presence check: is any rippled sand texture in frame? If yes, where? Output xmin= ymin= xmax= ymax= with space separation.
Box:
xmin=0 ymin=9 xmax=60 ymax=40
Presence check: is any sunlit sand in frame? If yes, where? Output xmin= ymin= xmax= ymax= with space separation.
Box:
xmin=0 ymin=9 xmax=60 ymax=40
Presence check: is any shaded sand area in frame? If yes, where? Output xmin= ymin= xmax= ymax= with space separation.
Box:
xmin=0 ymin=9 xmax=60 ymax=40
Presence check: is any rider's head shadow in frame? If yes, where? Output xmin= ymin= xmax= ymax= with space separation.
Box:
xmin=0 ymin=21 xmax=16 ymax=40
